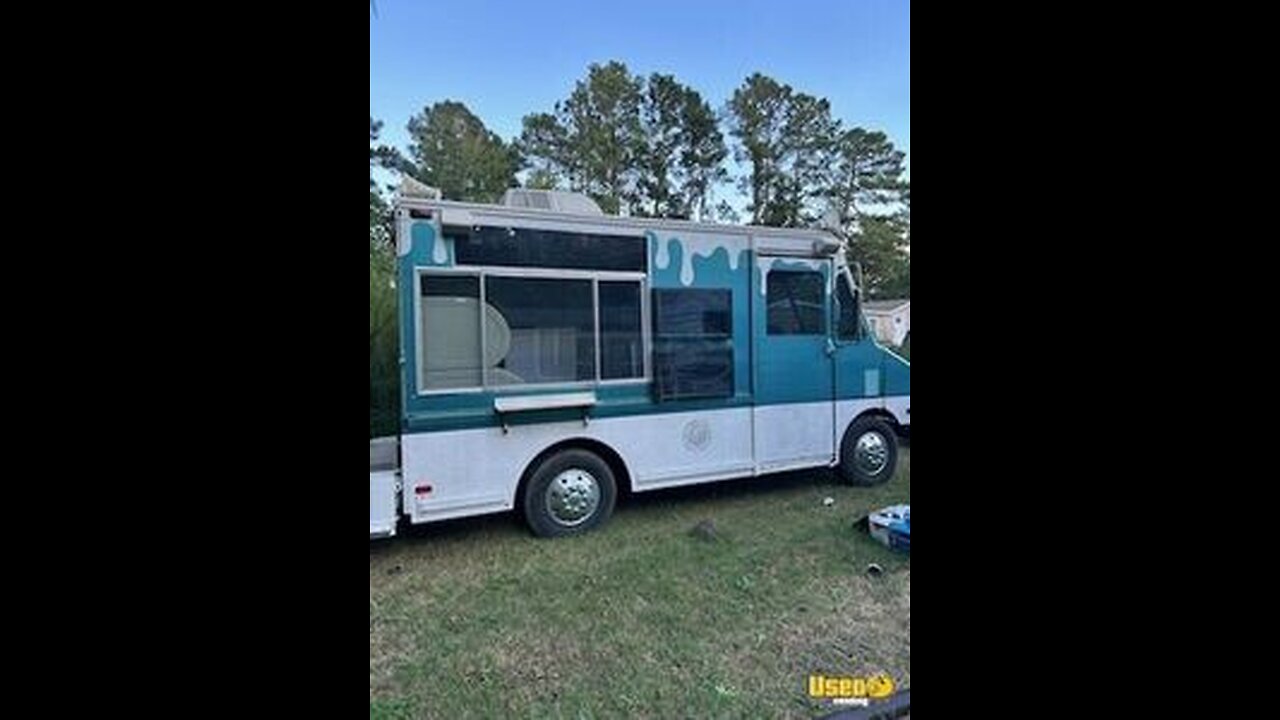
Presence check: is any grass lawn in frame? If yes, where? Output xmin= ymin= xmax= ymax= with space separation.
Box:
xmin=370 ymin=446 xmax=910 ymax=718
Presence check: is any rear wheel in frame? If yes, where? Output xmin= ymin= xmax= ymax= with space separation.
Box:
xmin=838 ymin=416 xmax=899 ymax=486
xmin=523 ymin=449 xmax=617 ymax=537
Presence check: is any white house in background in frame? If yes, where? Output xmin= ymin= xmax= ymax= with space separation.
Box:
xmin=864 ymin=299 xmax=911 ymax=346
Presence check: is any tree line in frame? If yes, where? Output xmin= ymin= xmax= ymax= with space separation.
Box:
xmin=371 ymin=60 xmax=909 ymax=298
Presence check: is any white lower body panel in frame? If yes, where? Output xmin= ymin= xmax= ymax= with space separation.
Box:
xmin=401 ymin=406 xmax=754 ymax=523
xmin=753 ymin=401 xmax=835 ymax=472
xmin=401 ymin=396 xmax=910 ymax=525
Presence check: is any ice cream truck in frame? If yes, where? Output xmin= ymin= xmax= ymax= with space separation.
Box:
xmin=370 ymin=186 xmax=910 ymax=538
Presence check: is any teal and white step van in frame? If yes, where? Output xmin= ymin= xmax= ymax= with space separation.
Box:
xmin=369 ymin=187 xmax=909 ymax=539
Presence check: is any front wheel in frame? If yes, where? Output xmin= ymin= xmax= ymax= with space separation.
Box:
xmin=523 ymin=449 xmax=617 ymax=537
xmin=838 ymin=416 xmax=899 ymax=486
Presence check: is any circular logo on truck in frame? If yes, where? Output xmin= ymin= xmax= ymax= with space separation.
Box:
xmin=683 ymin=419 xmax=711 ymax=452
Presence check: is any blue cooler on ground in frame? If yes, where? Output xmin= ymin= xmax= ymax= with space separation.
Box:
xmin=867 ymin=504 xmax=910 ymax=554
xmin=887 ymin=516 xmax=910 ymax=552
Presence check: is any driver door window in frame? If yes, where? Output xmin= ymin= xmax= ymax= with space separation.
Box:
xmin=835 ymin=272 xmax=860 ymax=341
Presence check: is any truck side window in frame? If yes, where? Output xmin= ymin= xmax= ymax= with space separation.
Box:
xmin=420 ymin=274 xmax=483 ymax=390
xmin=455 ymin=226 xmax=646 ymax=272
xmin=767 ymin=270 xmax=826 ymax=335
xmin=483 ymin=276 xmax=595 ymax=385
xmin=419 ymin=270 xmax=647 ymax=392
xmin=599 ymin=281 xmax=644 ymax=381
xmin=836 ymin=273 xmax=860 ymax=341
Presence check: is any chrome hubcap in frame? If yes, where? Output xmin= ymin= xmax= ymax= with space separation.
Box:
xmin=854 ymin=431 xmax=889 ymax=475
xmin=545 ymin=468 xmax=600 ymax=527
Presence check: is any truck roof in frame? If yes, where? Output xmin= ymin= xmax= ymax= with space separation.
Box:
xmin=394 ymin=194 xmax=843 ymax=254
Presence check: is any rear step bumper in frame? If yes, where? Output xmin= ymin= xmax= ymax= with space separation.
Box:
xmin=370 ymin=469 xmax=400 ymax=538
xmin=370 ymin=437 xmax=401 ymax=539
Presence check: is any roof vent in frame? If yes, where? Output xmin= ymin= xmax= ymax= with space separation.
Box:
xmin=398 ymin=176 xmax=441 ymax=200
xmin=502 ymin=189 xmax=603 ymax=215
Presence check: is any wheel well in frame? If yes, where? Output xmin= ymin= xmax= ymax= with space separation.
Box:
xmin=847 ymin=409 xmax=906 ymax=442
xmin=514 ymin=438 xmax=633 ymax=507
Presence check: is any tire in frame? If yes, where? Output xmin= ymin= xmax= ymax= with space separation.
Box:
xmin=838 ymin=416 xmax=899 ymax=486
xmin=522 ymin=449 xmax=618 ymax=537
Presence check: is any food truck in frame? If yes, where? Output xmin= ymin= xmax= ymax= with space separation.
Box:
xmin=370 ymin=186 xmax=910 ymax=538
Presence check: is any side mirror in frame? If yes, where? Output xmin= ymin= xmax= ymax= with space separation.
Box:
xmin=834 ymin=269 xmax=862 ymax=343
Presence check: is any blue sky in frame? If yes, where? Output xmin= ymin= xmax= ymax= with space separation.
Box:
xmin=370 ymin=0 xmax=909 ymax=202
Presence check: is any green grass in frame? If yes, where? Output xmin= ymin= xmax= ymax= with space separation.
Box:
xmin=370 ymin=448 xmax=910 ymax=719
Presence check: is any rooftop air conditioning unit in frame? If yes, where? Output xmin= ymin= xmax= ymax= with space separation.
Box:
xmin=501 ymin=189 xmax=603 ymax=215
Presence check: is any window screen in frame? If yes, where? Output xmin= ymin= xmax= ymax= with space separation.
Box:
xmin=652 ymin=288 xmax=733 ymax=400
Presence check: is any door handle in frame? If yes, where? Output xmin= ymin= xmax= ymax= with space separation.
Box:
xmin=825 ymin=338 xmax=837 ymax=356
